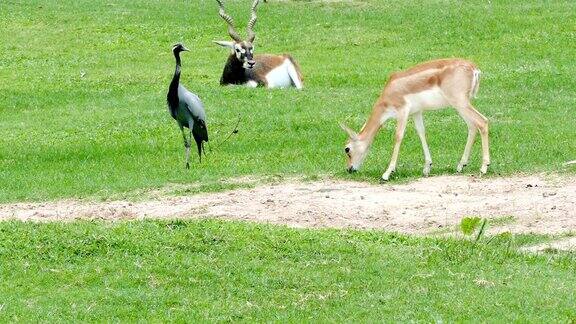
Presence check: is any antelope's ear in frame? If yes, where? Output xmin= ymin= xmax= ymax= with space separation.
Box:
xmin=339 ymin=123 xmax=358 ymax=140
xmin=213 ymin=41 xmax=235 ymax=49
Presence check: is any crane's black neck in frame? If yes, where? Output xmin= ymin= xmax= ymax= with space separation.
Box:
xmin=170 ymin=52 xmax=182 ymax=90
xmin=220 ymin=54 xmax=257 ymax=85
xmin=167 ymin=51 xmax=182 ymax=118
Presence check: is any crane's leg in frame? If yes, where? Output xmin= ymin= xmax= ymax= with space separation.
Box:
xmin=382 ymin=109 xmax=409 ymax=182
xmin=413 ymin=112 xmax=433 ymax=176
xmin=191 ymin=128 xmax=202 ymax=163
xmin=180 ymin=126 xmax=191 ymax=169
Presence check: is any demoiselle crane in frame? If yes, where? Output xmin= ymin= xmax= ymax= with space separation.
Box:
xmin=166 ymin=43 xmax=209 ymax=169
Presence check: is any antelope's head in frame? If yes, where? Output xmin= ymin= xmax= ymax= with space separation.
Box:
xmin=340 ymin=123 xmax=369 ymax=173
xmin=214 ymin=0 xmax=260 ymax=69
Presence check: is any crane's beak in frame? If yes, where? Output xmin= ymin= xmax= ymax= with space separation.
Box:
xmin=182 ymin=47 xmax=190 ymax=52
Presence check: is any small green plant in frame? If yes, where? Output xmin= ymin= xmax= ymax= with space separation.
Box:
xmin=460 ymin=217 xmax=481 ymax=235
xmin=460 ymin=217 xmax=488 ymax=242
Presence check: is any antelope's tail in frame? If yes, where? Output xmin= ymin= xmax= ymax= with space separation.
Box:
xmin=470 ymin=69 xmax=481 ymax=98
xmin=286 ymin=55 xmax=304 ymax=90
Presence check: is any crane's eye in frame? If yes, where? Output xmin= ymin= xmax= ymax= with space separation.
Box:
xmin=345 ymin=147 xmax=350 ymax=154
xmin=235 ymin=49 xmax=240 ymax=53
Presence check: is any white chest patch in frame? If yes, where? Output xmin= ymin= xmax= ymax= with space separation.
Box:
xmin=265 ymin=59 xmax=294 ymax=88
xmin=380 ymin=109 xmax=397 ymax=123
xmin=404 ymin=88 xmax=448 ymax=114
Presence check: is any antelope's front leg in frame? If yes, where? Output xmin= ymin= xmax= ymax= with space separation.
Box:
xmin=413 ymin=112 xmax=432 ymax=176
xmin=382 ymin=112 xmax=408 ymax=182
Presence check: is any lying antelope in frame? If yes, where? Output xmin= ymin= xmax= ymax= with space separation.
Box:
xmin=341 ymin=59 xmax=490 ymax=181
xmin=214 ymin=0 xmax=304 ymax=89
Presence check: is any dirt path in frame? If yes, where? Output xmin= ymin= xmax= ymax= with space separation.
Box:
xmin=520 ymin=237 xmax=576 ymax=253
xmin=1 ymin=174 xmax=575 ymax=235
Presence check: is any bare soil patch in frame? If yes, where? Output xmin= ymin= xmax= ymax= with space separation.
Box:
xmin=1 ymin=174 xmax=575 ymax=235
xmin=520 ymin=237 xmax=576 ymax=254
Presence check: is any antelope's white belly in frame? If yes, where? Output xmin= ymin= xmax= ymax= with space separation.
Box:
xmin=405 ymin=87 xmax=448 ymax=114
xmin=265 ymin=59 xmax=293 ymax=88
xmin=245 ymin=80 xmax=258 ymax=88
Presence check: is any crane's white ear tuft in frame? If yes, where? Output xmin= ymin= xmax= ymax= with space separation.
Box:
xmin=213 ymin=41 xmax=235 ymax=49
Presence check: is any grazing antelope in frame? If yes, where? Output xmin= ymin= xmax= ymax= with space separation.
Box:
xmin=341 ymin=59 xmax=490 ymax=181
xmin=214 ymin=0 xmax=304 ymax=89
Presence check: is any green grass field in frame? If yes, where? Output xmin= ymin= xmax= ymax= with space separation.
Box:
xmin=1 ymin=0 xmax=575 ymax=321
xmin=0 ymin=219 xmax=575 ymax=322
xmin=1 ymin=0 xmax=574 ymax=203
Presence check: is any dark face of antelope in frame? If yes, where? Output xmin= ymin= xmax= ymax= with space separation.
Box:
xmin=214 ymin=40 xmax=256 ymax=69
xmin=233 ymin=41 xmax=255 ymax=69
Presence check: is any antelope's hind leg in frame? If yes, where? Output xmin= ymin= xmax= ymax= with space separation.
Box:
xmin=443 ymin=68 xmax=490 ymax=175
xmin=454 ymin=103 xmax=490 ymax=174
xmin=457 ymin=125 xmax=477 ymax=172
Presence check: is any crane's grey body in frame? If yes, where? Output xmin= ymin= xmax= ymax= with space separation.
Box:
xmin=173 ymin=86 xmax=206 ymax=128
xmin=167 ymin=43 xmax=208 ymax=169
